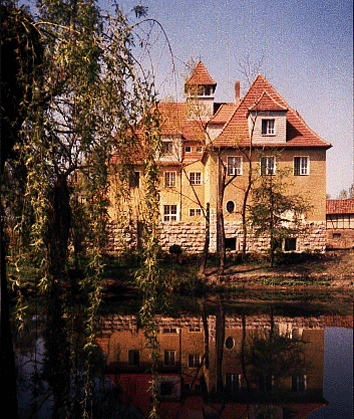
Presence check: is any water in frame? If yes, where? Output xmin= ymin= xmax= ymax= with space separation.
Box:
xmin=15 ymin=313 xmax=353 ymax=418
xmin=308 ymin=327 xmax=353 ymax=419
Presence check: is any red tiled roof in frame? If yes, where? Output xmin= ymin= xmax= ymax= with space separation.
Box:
xmin=214 ymin=74 xmax=332 ymax=149
xmin=325 ymin=315 xmax=353 ymax=329
xmin=249 ymin=91 xmax=288 ymax=112
xmin=185 ymin=61 xmax=217 ymax=86
xmin=209 ymin=103 xmax=237 ymax=124
xmin=158 ymin=102 xmax=206 ymax=141
xmin=326 ymin=198 xmax=354 ymax=214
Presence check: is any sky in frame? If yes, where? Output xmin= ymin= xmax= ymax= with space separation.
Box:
xmin=21 ymin=0 xmax=353 ymax=197
xmin=98 ymin=0 xmax=353 ymax=198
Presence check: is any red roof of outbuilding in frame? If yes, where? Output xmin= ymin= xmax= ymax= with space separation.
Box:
xmin=326 ymin=198 xmax=354 ymax=214
xmin=214 ymin=74 xmax=332 ymax=149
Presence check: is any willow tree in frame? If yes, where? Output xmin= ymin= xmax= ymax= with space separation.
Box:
xmin=3 ymin=1 xmax=161 ymax=417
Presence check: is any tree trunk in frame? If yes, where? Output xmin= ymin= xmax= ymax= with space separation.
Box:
xmin=1 ymin=224 xmax=19 ymax=419
xmin=45 ymin=174 xmax=71 ymax=279
xmin=217 ymin=153 xmax=226 ymax=276
xmin=215 ymin=297 xmax=225 ymax=394
xmin=199 ymin=203 xmax=210 ymax=277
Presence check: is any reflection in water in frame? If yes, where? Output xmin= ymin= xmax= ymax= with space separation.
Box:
xmin=96 ymin=313 xmax=353 ymax=419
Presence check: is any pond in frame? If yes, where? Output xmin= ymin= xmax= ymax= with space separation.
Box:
xmin=15 ymin=309 xmax=353 ymax=419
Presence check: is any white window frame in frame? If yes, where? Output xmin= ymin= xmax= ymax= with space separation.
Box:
xmin=227 ymin=156 xmax=242 ymax=176
xmin=164 ymin=171 xmax=177 ymax=188
xmin=260 ymin=156 xmax=276 ymax=175
xmin=163 ymin=204 xmax=178 ymax=222
xmin=189 ymin=172 xmax=202 ymax=185
xmin=189 ymin=208 xmax=202 ymax=217
xmin=162 ymin=140 xmax=174 ymax=155
xmin=188 ymin=354 xmax=201 ymax=368
xmin=225 ymin=373 xmax=242 ymax=392
xmin=185 ymin=146 xmax=192 ymax=153
xmin=261 ymin=118 xmax=275 ymax=136
xmin=294 ymin=156 xmax=309 ymax=176
xmin=164 ymin=350 xmax=176 ymax=366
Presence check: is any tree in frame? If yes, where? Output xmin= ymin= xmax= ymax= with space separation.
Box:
xmin=248 ymin=165 xmax=310 ymax=267
xmin=338 ymin=183 xmax=354 ymax=199
xmin=2 ymin=1 xmax=162 ymax=417
xmin=1 ymin=4 xmax=43 ymax=418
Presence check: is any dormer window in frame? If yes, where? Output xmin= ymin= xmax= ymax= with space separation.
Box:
xmin=261 ymin=119 xmax=275 ymax=136
xmin=162 ymin=141 xmax=173 ymax=155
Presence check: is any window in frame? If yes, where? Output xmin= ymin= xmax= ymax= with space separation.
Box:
xmin=258 ymin=375 xmax=274 ymax=392
xmin=284 ymin=237 xmax=297 ymax=251
xmin=260 ymin=157 xmax=276 ymax=175
xmin=189 ymin=208 xmax=202 ymax=217
xmin=261 ymin=119 xmax=275 ymax=135
xmin=160 ymin=381 xmax=173 ymax=396
xmin=227 ymin=156 xmax=242 ymax=176
xmin=162 ymin=327 xmax=177 ymax=334
xmin=196 ymin=146 xmax=203 ymax=153
xmin=164 ymin=205 xmax=177 ymax=222
xmin=225 ymin=237 xmax=236 ymax=250
xmin=185 ymin=146 xmax=192 ymax=153
xmin=226 ymin=374 xmax=241 ymax=392
xmin=226 ymin=201 xmax=235 ymax=213
xmin=188 ymin=354 xmax=201 ymax=368
xmin=225 ymin=336 xmax=234 ymax=350
xmin=189 ymin=172 xmax=202 ymax=185
xmin=164 ymin=350 xmax=176 ymax=366
xmin=188 ymin=326 xmax=201 ymax=333
xmin=164 ymin=171 xmax=176 ymax=187
xmin=292 ymin=375 xmax=307 ymax=391
xmin=162 ymin=141 xmax=173 ymax=155
xmin=128 ymin=350 xmax=140 ymax=366
xmin=129 ymin=171 xmax=140 ymax=188
xmin=294 ymin=157 xmax=309 ymax=176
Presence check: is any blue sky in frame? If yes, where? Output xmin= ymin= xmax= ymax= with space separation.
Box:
xmin=100 ymin=0 xmax=352 ymax=198
xmin=23 ymin=0 xmax=352 ymax=197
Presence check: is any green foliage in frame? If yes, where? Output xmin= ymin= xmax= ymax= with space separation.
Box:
xmin=2 ymin=0 xmax=163 ymax=417
xmin=248 ymin=166 xmax=311 ymax=267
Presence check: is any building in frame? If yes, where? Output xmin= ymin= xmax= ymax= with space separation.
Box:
xmin=326 ymin=198 xmax=354 ymax=249
xmin=108 ymin=62 xmax=332 ymax=254
xmin=97 ymin=313 xmax=331 ymax=419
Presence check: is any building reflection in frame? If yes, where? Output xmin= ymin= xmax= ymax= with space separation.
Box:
xmin=97 ymin=313 xmax=332 ymax=419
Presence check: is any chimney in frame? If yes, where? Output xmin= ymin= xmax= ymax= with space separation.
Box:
xmin=234 ymin=81 xmax=240 ymax=103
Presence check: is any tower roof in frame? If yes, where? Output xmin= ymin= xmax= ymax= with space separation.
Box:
xmin=185 ymin=61 xmax=217 ymax=87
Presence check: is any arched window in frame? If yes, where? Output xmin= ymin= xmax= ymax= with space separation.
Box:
xmin=225 ymin=336 xmax=234 ymax=350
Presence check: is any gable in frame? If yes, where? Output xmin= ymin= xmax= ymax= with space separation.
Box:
xmin=213 ymin=75 xmax=332 ymax=149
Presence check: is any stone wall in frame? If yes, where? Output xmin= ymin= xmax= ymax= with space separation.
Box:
xmin=106 ymin=219 xmax=327 ymax=254
xmin=97 ymin=314 xmax=328 ymax=344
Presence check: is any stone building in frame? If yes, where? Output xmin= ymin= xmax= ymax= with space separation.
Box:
xmin=108 ymin=62 xmax=331 ymax=254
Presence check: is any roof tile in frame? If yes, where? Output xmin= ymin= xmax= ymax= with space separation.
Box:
xmin=326 ymin=198 xmax=354 ymax=214
xmin=185 ymin=61 xmax=217 ymax=86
